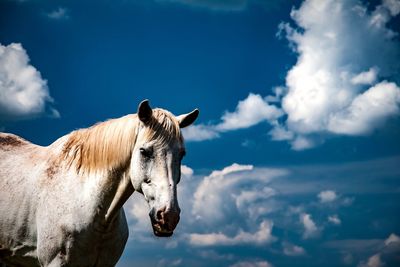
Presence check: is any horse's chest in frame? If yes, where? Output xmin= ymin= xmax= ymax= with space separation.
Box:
xmin=37 ymin=210 xmax=129 ymax=266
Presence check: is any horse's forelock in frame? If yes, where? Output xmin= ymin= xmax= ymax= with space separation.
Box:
xmin=142 ymin=108 xmax=182 ymax=145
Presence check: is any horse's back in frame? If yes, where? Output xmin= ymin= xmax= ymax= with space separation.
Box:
xmin=0 ymin=132 xmax=30 ymax=146
xmin=0 ymin=132 xmax=41 ymax=163
xmin=0 ymin=133 xmax=46 ymax=266
xmin=0 ymin=132 xmax=46 ymax=185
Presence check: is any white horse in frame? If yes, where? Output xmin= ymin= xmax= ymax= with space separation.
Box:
xmin=0 ymin=100 xmax=199 ymax=267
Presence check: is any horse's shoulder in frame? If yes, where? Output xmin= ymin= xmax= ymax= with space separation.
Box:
xmin=0 ymin=133 xmax=30 ymax=149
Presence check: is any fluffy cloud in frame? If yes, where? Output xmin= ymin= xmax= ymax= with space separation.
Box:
xmin=235 ymin=187 xmax=276 ymax=211
xmin=273 ymin=0 xmax=400 ymax=149
xmin=216 ymin=93 xmax=283 ymax=131
xmin=181 ymin=165 xmax=194 ymax=177
xmin=327 ymin=81 xmax=400 ymax=135
xmin=192 ymin=163 xmax=286 ymax=224
xmin=300 ymin=213 xmax=318 ymax=239
xmin=0 ymin=43 xmax=58 ymax=120
xmin=182 ymin=124 xmax=219 ymax=141
xmin=384 ymin=0 xmax=400 ymax=15
xmin=189 ymin=220 xmax=275 ymax=246
xmin=290 ymin=136 xmax=314 ymax=151
xmin=358 ymin=254 xmax=384 ymax=267
xmin=126 ymin=194 xmax=153 ymax=242
xmin=351 ymin=68 xmax=378 ymax=85
xmin=384 ymin=233 xmax=400 ymax=246
xmin=282 ymin=242 xmax=306 ymax=256
xmin=328 ymin=215 xmax=341 ymax=225
xmin=318 ymin=190 xmax=337 ymax=203
xmin=183 ymin=93 xmax=283 ymax=142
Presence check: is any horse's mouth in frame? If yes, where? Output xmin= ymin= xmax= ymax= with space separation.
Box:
xmin=152 ymin=223 xmax=174 ymax=237
xmin=154 ymin=229 xmax=173 ymax=237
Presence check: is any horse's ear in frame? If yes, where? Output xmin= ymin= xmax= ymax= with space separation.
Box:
xmin=177 ymin=109 xmax=199 ymax=128
xmin=138 ymin=99 xmax=153 ymax=124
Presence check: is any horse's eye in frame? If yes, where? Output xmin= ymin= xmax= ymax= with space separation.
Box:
xmin=140 ymin=147 xmax=153 ymax=158
xmin=144 ymin=178 xmax=151 ymax=184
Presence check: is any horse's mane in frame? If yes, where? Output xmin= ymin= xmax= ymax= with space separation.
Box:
xmin=61 ymin=108 xmax=181 ymax=174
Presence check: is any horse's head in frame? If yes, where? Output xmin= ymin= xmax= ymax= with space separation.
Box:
xmin=130 ymin=100 xmax=198 ymax=237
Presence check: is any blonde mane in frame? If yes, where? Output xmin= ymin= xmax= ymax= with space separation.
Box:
xmin=61 ymin=108 xmax=182 ymax=174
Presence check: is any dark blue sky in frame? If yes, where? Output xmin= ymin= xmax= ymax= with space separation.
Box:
xmin=1 ymin=0 xmax=400 ymax=266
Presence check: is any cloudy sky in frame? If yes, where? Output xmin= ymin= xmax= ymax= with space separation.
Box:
xmin=1 ymin=0 xmax=400 ymax=266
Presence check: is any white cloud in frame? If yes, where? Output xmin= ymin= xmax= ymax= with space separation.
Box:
xmin=358 ymin=254 xmax=384 ymax=267
xmin=384 ymin=233 xmax=400 ymax=246
xmin=189 ymin=220 xmax=275 ymax=246
xmin=272 ymin=0 xmax=400 ymax=149
xmin=181 ymin=165 xmax=194 ymax=177
xmin=126 ymin=194 xmax=153 ymax=242
xmin=351 ymin=68 xmax=378 ymax=85
xmin=282 ymin=242 xmax=306 ymax=256
xmin=183 ymin=93 xmax=283 ymax=142
xmin=383 ymin=0 xmax=400 ymax=15
xmin=217 ymin=93 xmax=283 ymax=131
xmin=235 ymin=187 xmax=276 ymax=210
xmin=192 ymin=163 xmax=286 ymax=224
xmin=328 ymin=215 xmax=341 ymax=225
xmin=327 ymin=81 xmax=400 ymax=135
xmin=235 ymin=187 xmax=280 ymax=220
xmin=182 ymin=124 xmax=219 ymax=141
xmin=209 ymin=163 xmax=254 ymax=177
xmin=0 ymin=43 xmax=57 ymax=120
xmin=300 ymin=213 xmax=318 ymax=239
xmin=269 ymin=125 xmax=294 ymax=141
xmin=318 ymin=190 xmax=337 ymax=203
xmin=184 ymin=164 xmax=295 ymax=250
xmin=230 ymin=260 xmax=273 ymax=267
xmin=46 ymin=7 xmax=69 ymax=20
xmin=291 ymin=136 xmax=315 ymax=150
xmin=192 ymin=163 xmax=253 ymax=223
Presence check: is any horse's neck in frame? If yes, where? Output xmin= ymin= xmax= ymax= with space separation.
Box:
xmin=51 ymin=118 xmax=138 ymax=229
xmin=84 ymin=168 xmax=134 ymax=230
xmin=103 ymin=170 xmax=134 ymax=225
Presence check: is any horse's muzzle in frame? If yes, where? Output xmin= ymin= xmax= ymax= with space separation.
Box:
xmin=149 ymin=207 xmax=180 ymax=237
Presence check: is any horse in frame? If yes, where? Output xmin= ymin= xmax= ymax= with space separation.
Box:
xmin=0 ymin=100 xmax=199 ymax=267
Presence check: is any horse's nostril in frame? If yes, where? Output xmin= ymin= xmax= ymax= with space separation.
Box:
xmin=153 ymin=207 xmax=180 ymax=232
xmin=156 ymin=210 xmax=164 ymax=223
xmin=156 ymin=206 xmax=167 ymax=224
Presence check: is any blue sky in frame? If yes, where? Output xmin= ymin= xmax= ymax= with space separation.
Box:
xmin=1 ymin=0 xmax=400 ymax=266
